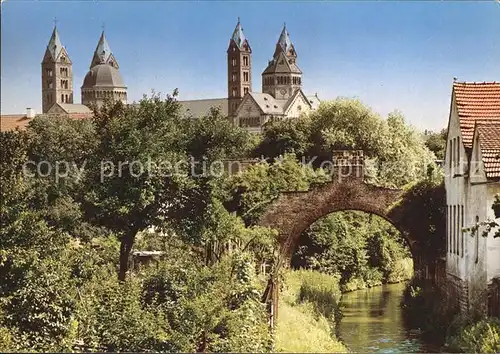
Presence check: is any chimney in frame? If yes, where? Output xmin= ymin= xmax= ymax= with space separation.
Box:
xmin=26 ymin=107 xmax=35 ymax=118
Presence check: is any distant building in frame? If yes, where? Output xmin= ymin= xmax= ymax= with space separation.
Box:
xmin=444 ymin=81 xmax=500 ymax=311
xmin=2 ymin=20 xmax=319 ymax=133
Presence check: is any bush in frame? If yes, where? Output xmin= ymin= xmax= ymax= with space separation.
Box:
xmin=276 ymin=270 xmax=347 ymax=352
xmin=299 ymin=270 xmax=342 ymax=323
xmin=446 ymin=318 xmax=500 ymax=353
xmin=401 ymin=278 xmax=458 ymax=344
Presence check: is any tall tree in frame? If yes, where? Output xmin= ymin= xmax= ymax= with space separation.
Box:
xmin=82 ymin=93 xmax=191 ymax=280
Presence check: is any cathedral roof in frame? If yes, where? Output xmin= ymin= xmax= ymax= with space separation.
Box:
xmin=46 ymin=27 xmax=64 ymax=61
xmin=90 ymin=31 xmax=117 ymax=68
xmin=263 ymin=25 xmax=301 ymax=75
xmin=179 ymin=98 xmax=229 ymax=118
xmin=82 ymin=64 xmax=126 ymax=89
xmin=231 ymin=18 xmax=248 ymax=50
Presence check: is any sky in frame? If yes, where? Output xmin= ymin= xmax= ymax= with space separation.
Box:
xmin=1 ymin=1 xmax=499 ymax=131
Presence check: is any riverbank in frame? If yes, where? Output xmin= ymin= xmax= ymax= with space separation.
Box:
xmin=339 ymin=282 xmax=433 ymax=353
xmin=401 ymin=278 xmax=500 ymax=353
xmin=275 ymin=268 xmax=420 ymax=352
xmin=275 ymin=270 xmax=347 ymax=352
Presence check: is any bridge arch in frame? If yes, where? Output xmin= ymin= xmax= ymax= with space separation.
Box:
xmin=257 ymin=176 xmax=431 ymax=325
xmin=257 ymin=177 xmax=423 ymax=265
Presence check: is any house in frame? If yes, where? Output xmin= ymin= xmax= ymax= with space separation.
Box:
xmin=444 ymin=81 xmax=500 ymax=311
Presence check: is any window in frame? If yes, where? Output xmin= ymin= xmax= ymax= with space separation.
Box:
xmin=461 ymin=206 xmax=464 ymax=257
xmin=243 ymin=56 xmax=249 ymax=66
xmin=453 ymin=205 xmax=456 ymax=254
xmin=61 ymin=94 xmax=64 ymax=103
xmin=244 ymin=87 xmax=249 ymax=94
xmin=48 ymin=80 xmax=53 ymax=89
xmin=232 ymin=73 xmax=237 ymax=82
xmin=232 ymin=58 xmax=237 ymax=67
xmin=232 ymin=88 xmax=237 ymax=97
xmin=475 ymin=215 xmax=479 ymax=264
xmin=456 ymin=205 xmax=460 ymax=255
xmin=446 ymin=205 xmax=451 ymax=253
xmin=65 ymin=94 xmax=69 ymax=103
xmin=243 ymin=72 xmax=249 ymax=82
xmin=46 ymin=68 xmax=53 ymax=77
xmin=449 ymin=138 xmax=454 ymax=169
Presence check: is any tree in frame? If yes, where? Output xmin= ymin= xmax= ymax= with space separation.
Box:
xmin=424 ymin=128 xmax=447 ymax=160
xmin=82 ymin=93 xmax=192 ymax=280
xmin=255 ymin=98 xmax=436 ymax=189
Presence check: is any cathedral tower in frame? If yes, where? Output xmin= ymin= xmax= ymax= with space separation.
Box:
xmin=262 ymin=24 xmax=302 ymax=101
xmin=227 ymin=18 xmax=252 ymax=117
xmin=81 ymin=31 xmax=127 ymax=108
xmin=41 ymin=26 xmax=73 ymax=113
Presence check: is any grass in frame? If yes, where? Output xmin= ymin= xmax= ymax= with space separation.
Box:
xmin=274 ymin=270 xmax=347 ymax=353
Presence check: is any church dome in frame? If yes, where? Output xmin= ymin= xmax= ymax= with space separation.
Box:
xmin=82 ymin=64 xmax=126 ymax=89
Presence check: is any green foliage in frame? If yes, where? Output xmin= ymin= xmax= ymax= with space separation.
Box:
xmin=401 ymin=278 xmax=458 ymax=344
xmin=392 ymin=180 xmax=446 ymax=260
xmin=293 ymin=211 xmax=413 ymax=290
xmin=424 ymin=128 xmax=447 ymax=160
xmin=446 ymin=318 xmax=500 ymax=353
xmin=140 ymin=251 xmax=272 ymax=352
xmin=3 ymin=258 xmax=77 ymax=351
xmin=226 ymin=153 xmax=328 ymax=225
xmin=275 ymin=270 xmax=347 ymax=353
xmin=463 ymin=195 xmax=500 ymax=238
xmin=256 ymin=98 xmax=436 ymax=189
xmin=298 ymin=270 xmax=342 ymax=324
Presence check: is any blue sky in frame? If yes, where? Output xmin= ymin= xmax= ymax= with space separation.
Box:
xmin=1 ymin=1 xmax=499 ymax=131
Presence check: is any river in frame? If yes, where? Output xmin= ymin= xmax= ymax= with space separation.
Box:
xmin=338 ymin=282 xmax=436 ymax=353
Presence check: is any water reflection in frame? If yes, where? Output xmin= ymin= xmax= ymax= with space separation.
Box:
xmin=338 ymin=283 xmax=434 ymax=353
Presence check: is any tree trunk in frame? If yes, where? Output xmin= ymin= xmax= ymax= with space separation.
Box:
xmin=118 ymin=231 xmax=136 ymax=281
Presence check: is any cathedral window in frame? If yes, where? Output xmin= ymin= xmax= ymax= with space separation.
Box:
xmin=65 ymin=94 xmax=69 ymax=103
xmin=232 ymin=88 xmax=237 ymax=97
xmin=243 ymin=72 xmax=249 ymax=82
xmin=61 ymin=94 xmax=64 ymax=103
xmin=232 ymin=58 xmax=237 ymax=67
xmin=244 ymin=87 xmax=249 ymax=94
xmin=232 ymin=73 xmax=237 ymax=82
xmin=46 ymin=68 xmax=53 ymax=77
xmin=48 ymin=80 xmax=53 ymax=89
xmin=243 ymin=56 xmax=249 ymax=66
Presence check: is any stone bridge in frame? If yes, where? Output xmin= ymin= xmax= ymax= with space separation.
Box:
xmin=256 ymin=151 xmax=433 ymax=325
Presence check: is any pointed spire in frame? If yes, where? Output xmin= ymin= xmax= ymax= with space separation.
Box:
xmin=46 ymin=26 xmax=64 ymax=61
xmin=278 ymin=23 xmax=293 ymax=53
xmin=231 ymin=17 xmax=247 ymax=49
xmin=90 ymin=31 xmax=114 ymax=68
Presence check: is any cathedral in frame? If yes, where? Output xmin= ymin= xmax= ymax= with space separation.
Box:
xmin=40 ymin=26 xmax=127 ymax=117
xmin=180 ymin=19 xmax=320 ymax=133
xmin=2 ymin=19 xmax=319 ymax=132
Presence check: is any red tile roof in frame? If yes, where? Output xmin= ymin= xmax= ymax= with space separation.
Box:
xmin=453 ymin=81 xmax=500 ymax=149
xmin=476 ymin=121 xmax=500 ymax=179
xmin=0 ymin=115 xmax=31 ymax=132
xmin=0 ymin=112 xmax=93 ymax=132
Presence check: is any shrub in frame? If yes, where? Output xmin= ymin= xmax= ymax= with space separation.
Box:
xmin=276 ymin=270 xmax=347 ymax=353
xmin=401 ymin=277 xmax=458 ymax=344
xmin=446 ymin=318 xmax=500 ymax=353
xmin=299 ymin=270 xmax=342 ymax=323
